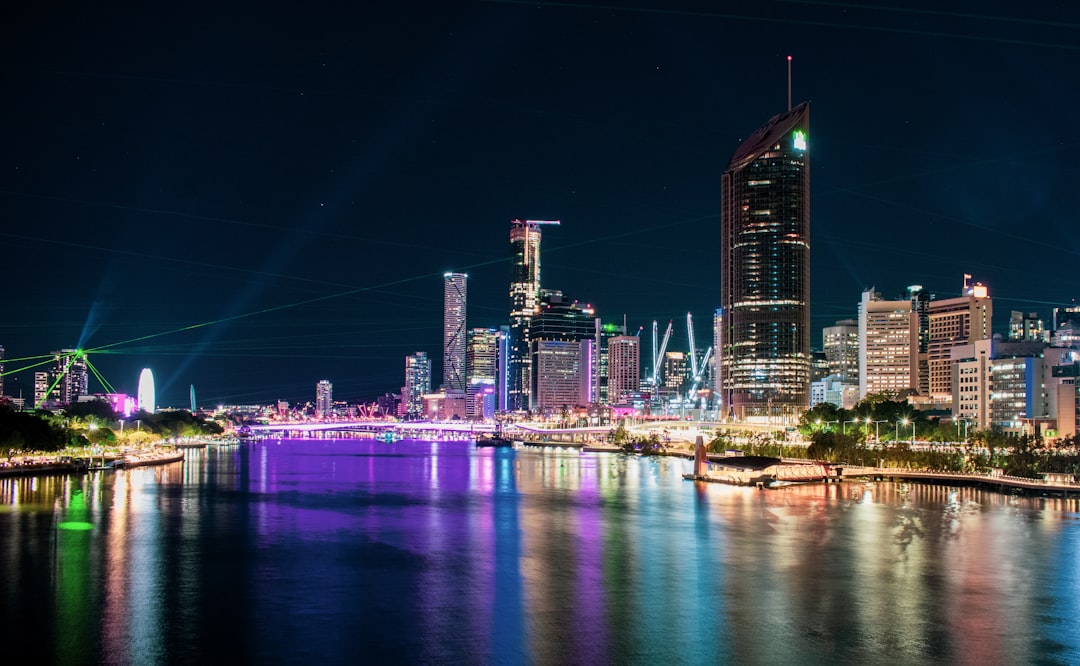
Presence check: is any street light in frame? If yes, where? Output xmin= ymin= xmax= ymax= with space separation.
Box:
xmin=843 ymin=419 xmax=860 ymax=434
xmin=867 ymin=419 xmax=886 ymax=443
xmin=895 ymin=418 xmax=910 ymax=443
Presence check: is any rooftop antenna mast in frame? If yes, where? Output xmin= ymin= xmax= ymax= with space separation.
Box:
xmin=787 ymin=55 xmax=792 ymax=111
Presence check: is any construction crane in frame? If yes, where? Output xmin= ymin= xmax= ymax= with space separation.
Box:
xmin=514 ymin=219 xmax=561 ymax=226
xmin=651 ymin=320 xmax=673 ymax=388
xmin=687 ymin=313 xmax=699 ymax=380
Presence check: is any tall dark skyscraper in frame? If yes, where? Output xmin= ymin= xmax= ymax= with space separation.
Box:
xmin=719 ymin=102 xmax=810 ymax=421
xmin=508 ymin=219 xmax=558 ymax=412
xmin=442 ymin=272 xmax=467 ymax=392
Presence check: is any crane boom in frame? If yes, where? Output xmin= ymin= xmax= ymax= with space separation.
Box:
xmin=687 ymin=313 xmax=699 ymax=379
xmin=655 ymin=320 xmax=673 ymax=384
xmin=524 ymin=219 xmax=561 ymax=225
xmin=686 ymin=346 xmax=714 ymax=402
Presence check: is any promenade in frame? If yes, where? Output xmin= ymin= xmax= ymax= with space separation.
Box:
xmin=0 ymin=447 xmax=185 ymax=477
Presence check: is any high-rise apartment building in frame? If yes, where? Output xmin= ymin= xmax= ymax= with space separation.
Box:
xmin=593 ymin=320 xmax=626 ymax=405
xmin=926 ymin=278 xmax=992 ymax=404
xmin=34 ymin=372 xmax=53 ymax=408
xmin=315 ymin=379 xmax=333 ymax=418
xmin=607 ymin=336 xmax=641 ymax=405
xmin=823 ymin=319 xmax=858 ymax=383
xmin=719 ymin=102 xmax=810 ymax=420
xmin=858 ymin=289 xmax=918 ymax=399
xmin=443 ymin=272 xmax=467 ymax=392
xmin=529 ymin=290 xmax=594 ymax=412
xmin=508 ymin=219 xmax=558 ymax=412
xmin=51 ymin=349 xmax=88 ymax=406
xmin=403 ymin=352 xmax=431 ymax=420
xmin=466 ymin=327 xmax=501 ymax=419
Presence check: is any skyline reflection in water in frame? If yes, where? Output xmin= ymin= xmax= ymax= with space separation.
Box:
xmin=1 ymin=439 xmax=1078 ymax=663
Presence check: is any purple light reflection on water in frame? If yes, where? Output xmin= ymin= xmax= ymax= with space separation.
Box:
xmin=3 ymin=440 xmax=1080 ymax=663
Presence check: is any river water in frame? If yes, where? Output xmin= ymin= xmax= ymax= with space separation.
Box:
xmin=2 ymin=438 xmax=1079 ymax=664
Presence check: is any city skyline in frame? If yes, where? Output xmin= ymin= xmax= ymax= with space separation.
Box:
xmin=2 ymin=2 xmax=1078 ymax=406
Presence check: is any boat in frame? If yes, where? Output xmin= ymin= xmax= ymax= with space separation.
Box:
xmin=475 ymin=433 xmax=514 ymax=448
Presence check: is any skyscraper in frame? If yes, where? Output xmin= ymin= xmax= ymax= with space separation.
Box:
xmin=52 ymin=349 xmax=88 ymax=406
xmin=508 ymin=218 xmax=558 ymax=412
xmin=466 ymin=327 xmax=501 ymax=419
xmin=858 ymin=289 xmax=917 ymax=399
xmin=926 ymin=277 xmax=992 ymax=404
xmin=315 ymin=379 xmax=333 ymax=418
xmin=403 ymin=352 xmax=431 ymax=420
xmin=607 ymin=336 xmax=641 ymax=405
xmin=443 ymin=272 xmax=467 ymax=392
xmin=719 ymin=102 xmax=810 ymax=421
xmin=823 ymin=319 xmax=858 ymax=382
xmin=529 ymin=290 xmax=594 ymax=412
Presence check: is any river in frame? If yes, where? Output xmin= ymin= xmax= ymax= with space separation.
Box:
xmin=2 ymin=438 xmax=1078 ymax=664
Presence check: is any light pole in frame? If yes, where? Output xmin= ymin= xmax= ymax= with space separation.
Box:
xmin=843 ymin=419 xmax=860 ymax=435
xmin=896 ymin=418 xmax=911 ymax=443
xmin=868 ymin=420 xmax=886 ymax=443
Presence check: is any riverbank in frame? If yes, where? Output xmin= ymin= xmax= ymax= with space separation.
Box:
xmin=0 ymin=447 xmax=185 ymax=478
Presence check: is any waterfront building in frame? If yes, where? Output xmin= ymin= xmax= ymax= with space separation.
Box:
xmin=926 ymin=277 xmax=992 ymax=406
xmin=607 ymin=336 xmax=641 ymax=405
xmin=508 ymin=219 xmax=558 ymax=412
xmin=443 ymin=272 xmax=467 ymax=392
xmin=809 ymin=351 xmax=829 ymax=384
xmin=529 ymin=290 xmax=594 ymax=412
xmin=593 ymin=320 xmax=626 ymax=405
xmin=532 ymin=340 xmax=592 ymax=413
xmin=712 ymin=308 xmax=722 ymax=407
xmin=952 ymin=338 xmax=1049 ymax=433
xmin=50 ymin=349 xmax=88 ymax=406
xmin=33 ymin=371 xmax=53 ymax=408
xmin=315 ymin=379 xmax=333 ymax=418
xmin=466 ymin=327 xmax=501 ymax=420
xmin=823 ymin=319 xmax=858 ymax=383
xmin=858 ymin=289 xmax=918 ymax=399
xmin=403 ymin=352 xmax=431 ymax=419
xmin=137 ymin=368 xmax=155 ymax=414
xmin=719 ymin=102 xmax=811 ymax=421
xmin=908 ymin=285 xmax=932 ymax=396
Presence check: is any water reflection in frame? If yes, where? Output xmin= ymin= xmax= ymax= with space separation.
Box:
xmin=1 ymin=441 xmax=1078 ymax=663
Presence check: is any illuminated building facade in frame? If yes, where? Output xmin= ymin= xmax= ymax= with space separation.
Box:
xmin=858 ymin=289 xmax=917 ymax=399
xmin=443 ymin=272 xmax=467 ymax=392
xmin=529 ymin=290 xmax=594 ymax=412
xmin=466 ymin=327 xmax=501 ymax=419
xmin=34 ymin=371 xmax=53 ymax=407
xmin=661 ymin=351 xmax=688 ymax=398
xmin=315 ymin=379 xmax=333 ymax=418
xmin=719 ymin=102 xmax=810 ymax=421
xmin=52 ymin=349 xmax=88 ymax=406
xmin=403 ymin=352 xmax=431 ymax=420
xmin=607 ymin=336 xmax=641 ymax=405
xmin=137 ymin=368 xmax=155 ymax=414
xmin=508 ymin=219 xmax=551 ymax=412
xmin=1009 ymin=311 xmax=1045 ymax=342
xmin=926 ymin=278 xmax=992 ymax=404
xmin=823 ymin=319 xmax=858 ymax=383
xmin=593 ymin=320 xmax=626 ymax=405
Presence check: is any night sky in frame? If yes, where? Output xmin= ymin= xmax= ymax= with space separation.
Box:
xmin=2 ymin=2 xmax=1078 ymax=407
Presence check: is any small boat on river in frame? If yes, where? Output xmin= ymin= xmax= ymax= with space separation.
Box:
xmin=475 ymin=433 xmax=514 ymax=448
